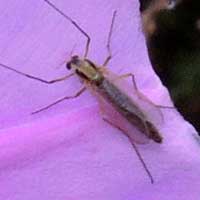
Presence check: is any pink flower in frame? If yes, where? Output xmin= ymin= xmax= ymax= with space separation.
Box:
xmin=0 ymin=0 xmax=199 ymax=199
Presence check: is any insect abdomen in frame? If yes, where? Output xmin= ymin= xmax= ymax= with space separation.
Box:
xmin=96 ymin=78 xmax=162 ymax=142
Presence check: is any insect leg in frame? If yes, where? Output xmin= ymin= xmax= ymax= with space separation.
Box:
xmin=0 ymin=62 xmax=75 ymax=84
xmin=103 ymin=117 xmax=154 ymax=184
xmin=102 ymin=10 xmax=117 ymax=66
xmin=43 ymin=0 xmax=90 ymax=58
xmin=31 ymin=87 xmax=86 ymax=114
xmin=117 ymin=73 xmax=175 ymax=109
xmin=98 ymin=98 xmax=154 ymax=183
xmin=118 ymin=73 xmax=138 ymax=90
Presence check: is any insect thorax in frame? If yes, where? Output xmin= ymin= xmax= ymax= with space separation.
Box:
xmin=68 ymin=56 xmax=103 ymax=85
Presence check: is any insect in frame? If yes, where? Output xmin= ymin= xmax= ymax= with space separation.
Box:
xmin=0 ymin=0 xmax=167 ymax=183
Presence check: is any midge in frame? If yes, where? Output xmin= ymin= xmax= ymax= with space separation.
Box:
xmin=0 ymin=0 xmax=165 ymax=183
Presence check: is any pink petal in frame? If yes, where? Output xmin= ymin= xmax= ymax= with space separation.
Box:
xmin=0 ymin=0 xmax=200 ymax=199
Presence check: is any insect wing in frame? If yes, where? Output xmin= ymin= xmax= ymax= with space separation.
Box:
xmin=97 ymin=94 xmax=150 ymax=144
xmin=105 ymin=70 xmax=164 ymax=127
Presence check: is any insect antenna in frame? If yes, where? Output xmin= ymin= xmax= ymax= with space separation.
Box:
xmin=43 ymin=0 xmax=90 ymax=58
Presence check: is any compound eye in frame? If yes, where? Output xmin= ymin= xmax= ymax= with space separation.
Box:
xmin=66 ymin=62 xmax=71 ymax=70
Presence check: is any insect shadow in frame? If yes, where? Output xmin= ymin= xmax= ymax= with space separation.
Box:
xmin=0 ymin=0 xmax=173 ymax=184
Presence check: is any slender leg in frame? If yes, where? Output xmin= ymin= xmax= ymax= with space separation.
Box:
xmin=102 ymin=10 xmax=117 ymax=66
xmin=98 ymin=98 xmax=154 ymax=183
xmin=31 ymin=87 xmax=86 ymax=114
xmin=103 ymin=117 xmax=154 ymax=184
xmin=117 ymin=73 xmax=138 ymax=90
xmin=0 ymin=62 xmax=74 ymax=84
xmin=43 ymin=0 xmax=90 ymax=58
xmin=117 ymin=73 xmax=175 ymax=109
